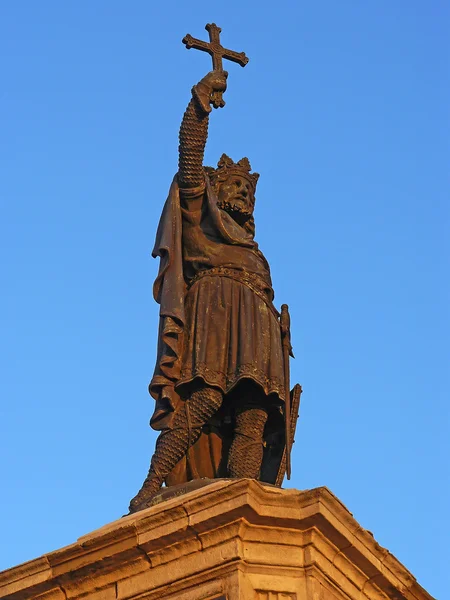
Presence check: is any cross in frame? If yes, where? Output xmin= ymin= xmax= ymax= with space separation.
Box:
xmin=182 ymin=23 xmax=249 ymax=108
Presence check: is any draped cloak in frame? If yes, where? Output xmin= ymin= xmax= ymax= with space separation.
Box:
xmin=148 ymin=176 xmax=286 ymax=484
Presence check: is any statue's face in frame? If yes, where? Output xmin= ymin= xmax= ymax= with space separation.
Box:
xmin=217 ymin=175 xmax=255 ymax=225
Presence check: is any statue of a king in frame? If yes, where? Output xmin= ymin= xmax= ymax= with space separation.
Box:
xmin=129 ymin=38 xmax=299 ymax=513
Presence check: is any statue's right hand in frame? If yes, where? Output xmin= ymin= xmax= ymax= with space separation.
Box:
xmin=193 ymin=71 xmax=228 ymax=113
xmin=198 ymin=70 xmax=228 ymax=94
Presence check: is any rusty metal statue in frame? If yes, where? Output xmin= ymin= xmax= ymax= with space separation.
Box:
xmin=129 ymin=24 xmax=301 ymax=513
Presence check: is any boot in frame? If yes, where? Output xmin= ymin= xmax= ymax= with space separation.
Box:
xmin=128 ymin=467 xmax=164 ymax=513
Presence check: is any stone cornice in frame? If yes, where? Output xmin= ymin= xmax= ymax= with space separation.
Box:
xmin=0 ymin=481 xmax=434 ymax=600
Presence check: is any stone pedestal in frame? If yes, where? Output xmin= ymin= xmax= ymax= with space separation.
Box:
xmin=0 ymin=480 xmax=433 ymax=600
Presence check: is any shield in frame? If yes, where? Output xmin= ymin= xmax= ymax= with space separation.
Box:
xmin=260 ymin=384 xmax=302 ymax=486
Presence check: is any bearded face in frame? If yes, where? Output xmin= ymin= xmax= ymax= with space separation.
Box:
xmin=216 ymin=174 xmax=256 ymax=226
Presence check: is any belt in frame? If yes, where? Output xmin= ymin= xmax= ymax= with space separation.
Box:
xmin=188 ymin=267 xmax=280 ymax=320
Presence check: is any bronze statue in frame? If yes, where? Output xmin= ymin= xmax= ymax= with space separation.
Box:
xmin=129 ymin=24 xmax=300 ymax=514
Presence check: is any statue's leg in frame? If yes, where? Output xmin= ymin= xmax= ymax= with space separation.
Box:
xmin=129 ymin=385 xmax=223 ymax=513
xmin=227 ymin=385 xmax=269 ymax=479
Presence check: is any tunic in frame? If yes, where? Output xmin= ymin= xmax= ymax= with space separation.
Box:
xmin=149 ymin=176 xmax=284 ymax=431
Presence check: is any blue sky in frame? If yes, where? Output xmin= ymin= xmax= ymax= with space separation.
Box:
xmin=0 ymin=2 xmax=448 ymax=597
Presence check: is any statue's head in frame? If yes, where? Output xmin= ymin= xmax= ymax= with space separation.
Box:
xmin=206 ymin=154 xmax=259 ymax=230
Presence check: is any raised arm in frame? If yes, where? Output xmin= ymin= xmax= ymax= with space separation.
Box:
xmin=178 ymin=71 xmax=228 ymax=189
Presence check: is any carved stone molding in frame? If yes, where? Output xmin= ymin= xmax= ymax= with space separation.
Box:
xmin=0 ymin=481 xmax=434 ymax=600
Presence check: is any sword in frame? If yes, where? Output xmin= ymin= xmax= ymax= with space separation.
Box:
xmin=280 ymin=304 xmax=294 ymax=479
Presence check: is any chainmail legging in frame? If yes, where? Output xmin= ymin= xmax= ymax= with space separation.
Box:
xmin=227 ymin=405 xmax=268 ymax=479
xmin=129 ymin=385 xmax=270 ymax=513
xmin=151 ymin=387 xmax=223 ymax=477
xmin=129 ymin=386 xmax=223 ymax=512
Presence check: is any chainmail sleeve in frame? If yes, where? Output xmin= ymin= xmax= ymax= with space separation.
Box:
xmin=178 ymin=95 xmax=209 ymax=189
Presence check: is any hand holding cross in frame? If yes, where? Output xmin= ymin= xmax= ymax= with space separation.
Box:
xmin=183 ymin=23 xmax=249 ymax=108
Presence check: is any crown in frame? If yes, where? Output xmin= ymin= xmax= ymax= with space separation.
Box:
xmin=205 ymin=154 xmax=260 ymax=191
